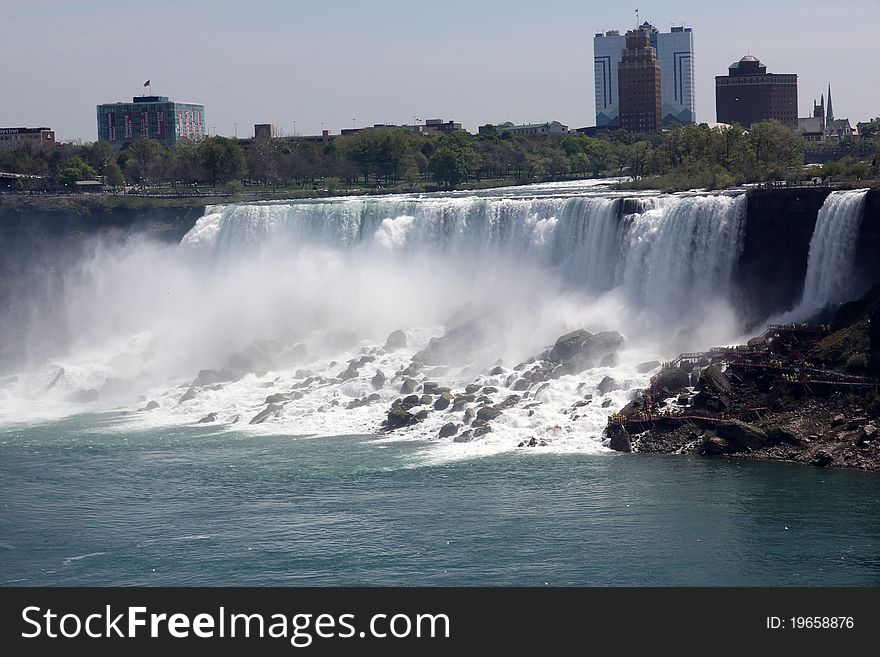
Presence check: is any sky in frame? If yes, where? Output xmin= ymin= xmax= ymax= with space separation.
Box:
xmin=2 ymin=0 xmax=878 ymax=142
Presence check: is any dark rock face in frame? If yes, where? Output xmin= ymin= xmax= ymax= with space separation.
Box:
xmin=475 ymin=406 xmax=502 ymax=422
xmin=337 ymin=365 xmax=359 ymax=381
xmin=412 ymin=322 xmax=483 ymax=365
xmin=383 ymin=408 xmax=416 ymax=431
xmin=655 ymin=367 xmax=690 ymax=394
xmin=419 ymin=394 xmax=433 ymax=406
xmin=473 ymin=425 xmax=492 ymax=438
xmin=609 ymin=432 xmax=632 ymax=453
xmin=701 ymin=435 xmax=731 ymax=456
xmin=453 ymin=431 xmax=473 ymax=443
xmin=765 ymin=425 xmax=802 ymax=445
xmin=401 ymin=394 xmax=420 ymax=407
xmin=144 ymin=400 xmax=160 ymax=411
xmin=716 ymin=420 xmax=770 ymax=451
xmin=384 ymin=330 xmax=407 ymax=351
xmin=198 ymin=412 xmax=217 ymax=423
xmin=439 ymin=422 xmax=458 ymax=438
xmin=698 ymin=420 xmax=772 ymax=455
xmin=597 ymin=376 xmax=619 ymax=395
xmin=371 ymin=371 xmax=386 ymax=390
xmin=193 ymin=369 xmax=237 ymax=387
xmin=422 ymin=382 xmax=440 ymax=394
xmin=0 ymin=204 xmax=204 ymax=375
xmin=178 ymin=387 xmax=198 ymax=404
xmin=498 ymin=394 xmax=520 ymax=410
xmin=249 ymin=403 xmax=282 ymax=425
xmin=265 ymin=393 xmax=288 ymax=404
xmin=345 ymin=393 xmax=381 ymax=410
xmin=692 ymin=364 xmax=732 ymax=412
xmin=637 ymin=360 xmax=661 ymax=373
xmin=400 ymin=379 xmax=418 ymax=395
xmin=433 ymin=392 xmax=453 ymax=411
xmin=546 ymin=329 xmax=624 ymax=376
xmin=811 ymin=451 xmax=834 ymax=467
xmin=736 ymin=188 xmax=830 ymax=324
xmin=399 ymin=362 xmax=420 ymax=378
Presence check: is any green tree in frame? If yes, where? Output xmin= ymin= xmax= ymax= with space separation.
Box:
xmin=57 ymin=157 xmax=97 ymax=187
xmin=84 ymin=140 xmax=116 ymax=173
xmin=749 ymin=120 xmax=804 ymax=179
xmin=247 ymin=135 xmax=278 ymax=183
xmin=860 ymin=119 xmax=880 ymax=141
xmin=198 ymin=136 xmax=247 ymax=184
xmin=427 ymin=132 xmax=479 ymax=188
xmin=104 ymin=161 xmax=124 ymax=187
xmin=429 ymin=146 xmax=468 ymax=188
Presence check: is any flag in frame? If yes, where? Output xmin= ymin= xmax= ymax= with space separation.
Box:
xmin=144 ymin=80 xmax=150 ymax=87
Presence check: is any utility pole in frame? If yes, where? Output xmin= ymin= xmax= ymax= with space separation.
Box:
xmin=352 ymin=118 xmax=356 ymax=130
xmin=293 ymin=120 xmax=296 ymax=137
xmin=233 ymin=123 xmax=238 ymax=138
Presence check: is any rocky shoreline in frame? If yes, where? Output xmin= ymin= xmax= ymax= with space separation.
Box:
xmin=606 ymin=287 xmax=880 ymax=471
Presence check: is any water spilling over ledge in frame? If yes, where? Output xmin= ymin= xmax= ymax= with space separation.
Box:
xmin=0 ymin=182 xmax=876 ymax=462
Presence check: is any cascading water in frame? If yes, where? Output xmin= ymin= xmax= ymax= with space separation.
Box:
xmin=617 ymin=194 xmax=746 ymax=314
xmin=0 ymin=182 xmax=752 ymax=460
xmin=794 ymin=189 xmax=869 ymax=317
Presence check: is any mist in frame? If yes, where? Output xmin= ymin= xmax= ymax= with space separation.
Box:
xmin=0 ymin=185 xmax=753 ymax=451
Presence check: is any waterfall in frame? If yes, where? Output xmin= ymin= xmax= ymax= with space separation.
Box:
xmin=181 ymin=191 xmax=747 ymax=311
xmin=616 ymin=194 xmax=746 ymax=316
xmin=2 ymin=182 xmax=754 ymax=443
xmin=795 ymin=189 xmax=869 ymax=316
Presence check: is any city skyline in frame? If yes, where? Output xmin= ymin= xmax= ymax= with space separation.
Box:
xmin=2 ymin=0 xmax=878 ymax=141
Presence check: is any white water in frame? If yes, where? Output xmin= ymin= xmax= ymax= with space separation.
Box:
xmin=0 ymin=182 xmax=751 ymax=462
xmin=794 ymin=189 xmax=869 ymax=317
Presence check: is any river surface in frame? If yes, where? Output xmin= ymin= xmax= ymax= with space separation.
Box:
xmin=2 ymin=417 xmax=879 ymax=586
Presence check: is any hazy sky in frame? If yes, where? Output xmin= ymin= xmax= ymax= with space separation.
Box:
xmin=3 ymin=0 xmax=878 ymax=141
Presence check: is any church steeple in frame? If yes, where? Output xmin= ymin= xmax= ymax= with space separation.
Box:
xmin=826 ymin=84 xmax=834 ymax=122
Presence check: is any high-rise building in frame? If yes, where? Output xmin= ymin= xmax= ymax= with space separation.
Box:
xmin=97 ymin=95 xmax=206 ymax=150
xmin=594 ymin=22 xmax=695 ymax=128
xmin=618 ymin=26 xmax=662 ymax=133
xmin=594 ymin=30 xmax=626 ymax=129
xmin=715 ymin=56 xmax=798 ymax=128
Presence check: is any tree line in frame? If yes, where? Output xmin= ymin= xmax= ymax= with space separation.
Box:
xmin=2 ymin=119 xmax=878 ymax=193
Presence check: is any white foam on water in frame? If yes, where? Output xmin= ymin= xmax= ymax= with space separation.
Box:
xmin=2 ymin=182 xmax=754 ymax=464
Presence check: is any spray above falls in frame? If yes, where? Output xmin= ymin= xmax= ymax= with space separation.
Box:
xmin=1 ymin=184 xmax=752 ymax=454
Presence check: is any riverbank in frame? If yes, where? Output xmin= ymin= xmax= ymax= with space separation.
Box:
xmin=607 ymin=286 xmax=880 ymax=471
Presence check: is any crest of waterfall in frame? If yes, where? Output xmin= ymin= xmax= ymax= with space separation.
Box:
xmin=615 ymin=194 xmax=747 ymax=317
xmin=181 ymin=192 xmax=747 ymax=312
